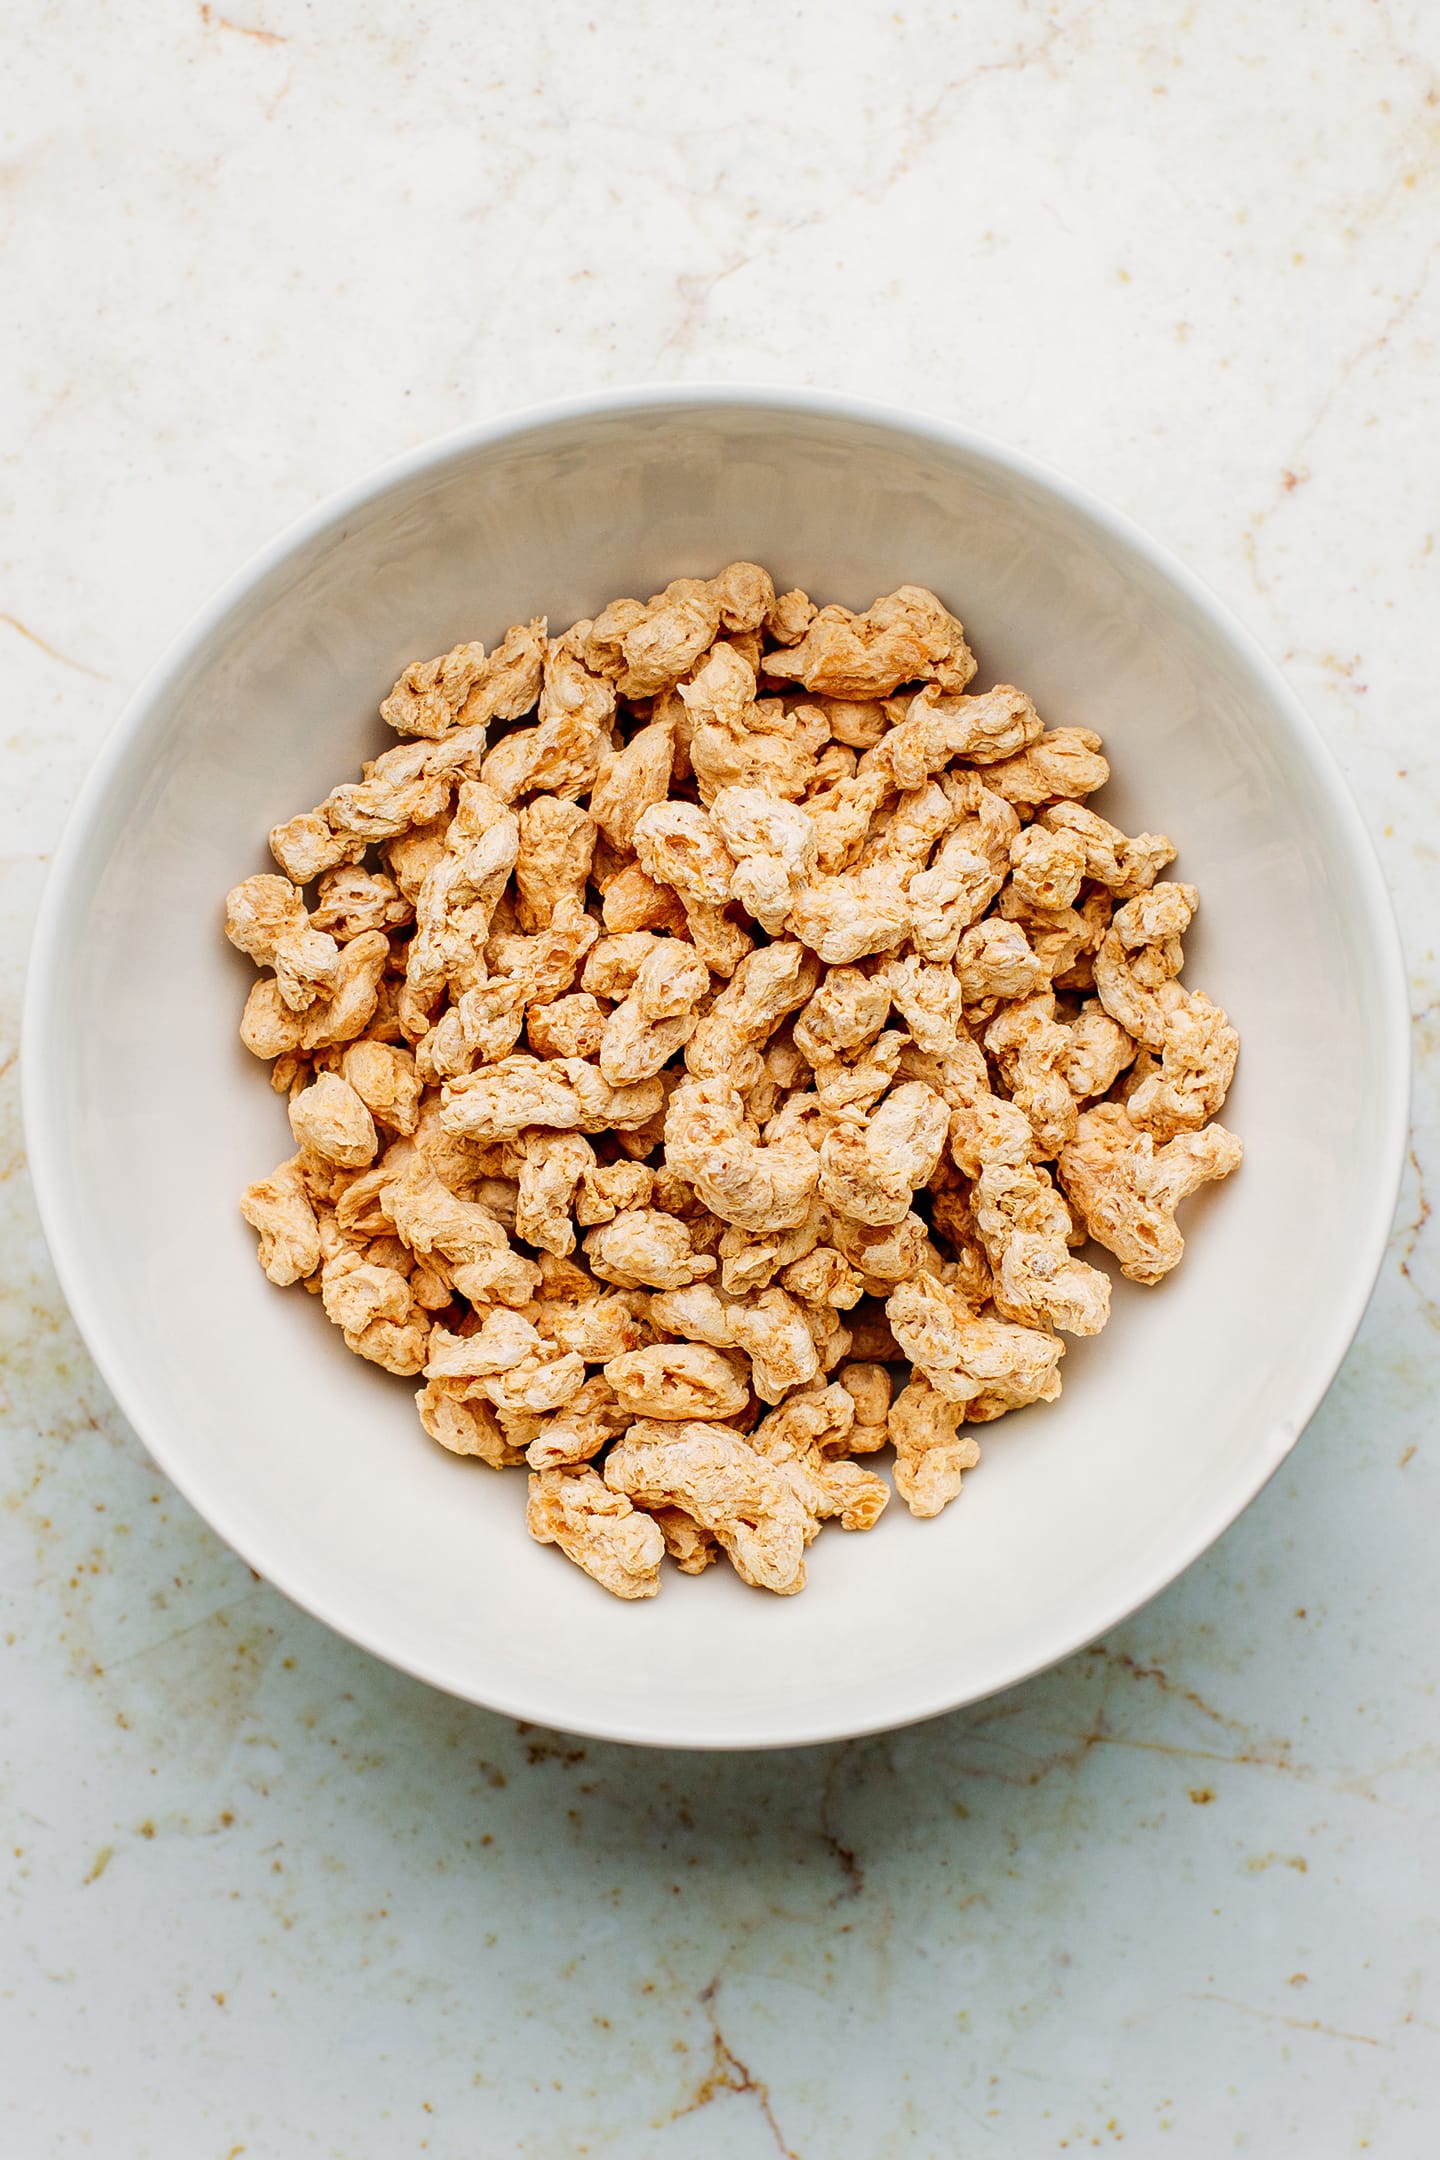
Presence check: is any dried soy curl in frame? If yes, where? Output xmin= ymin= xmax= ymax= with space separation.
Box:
xmin=229 ymin=565 xmax=1241 ymax=1600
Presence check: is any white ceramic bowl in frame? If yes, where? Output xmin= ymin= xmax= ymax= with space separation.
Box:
xmin=24 ymin=388 xmax=1409 ymax=1748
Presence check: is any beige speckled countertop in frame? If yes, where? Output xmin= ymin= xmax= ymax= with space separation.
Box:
xmin=3 ymin=3 xmax=1439 ymax=2153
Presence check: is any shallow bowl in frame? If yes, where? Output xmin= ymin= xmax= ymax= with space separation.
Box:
xmin=23 ymin=388 xmax=1409 ymax=1747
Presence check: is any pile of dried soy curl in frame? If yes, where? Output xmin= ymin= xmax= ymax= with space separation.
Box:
xmin=228 ymin=565 xmax=1241 ymax=1599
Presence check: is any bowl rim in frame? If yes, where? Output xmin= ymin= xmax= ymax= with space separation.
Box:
xmin=21 ymin=382 xmax=1413 ymax=1749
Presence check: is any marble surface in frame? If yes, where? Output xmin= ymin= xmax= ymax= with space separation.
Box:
xmin=3 ymin=1 xmax=1439 ymax=2152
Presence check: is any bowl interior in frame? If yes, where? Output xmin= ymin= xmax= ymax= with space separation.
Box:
xmin=26 ymin=395 xmax=1405 ymax=1746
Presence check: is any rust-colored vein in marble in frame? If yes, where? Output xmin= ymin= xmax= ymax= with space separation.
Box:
xmin=1084 ymin=1642 xmax=1238 ymax=1730
xmin=1189 ymin=1992 xmax=1384 ymax=2049
xmin=1245 ymin=245 xmax=1440 ymax=593
xmin=0 ymin=613 xmax=113 ymax=682
xmin=868 ymin=2 xmax=1102 ymax=205
xmin=1398 ymin=1143 xmax=1438 ymax=1330
xmin=667 ymin=1977 xmax=802 ymax=2158
xmin=198 ymin=3 xmax=286 ymax=44
xmin=817 ymin=1743 xmax=865 ymax=1898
